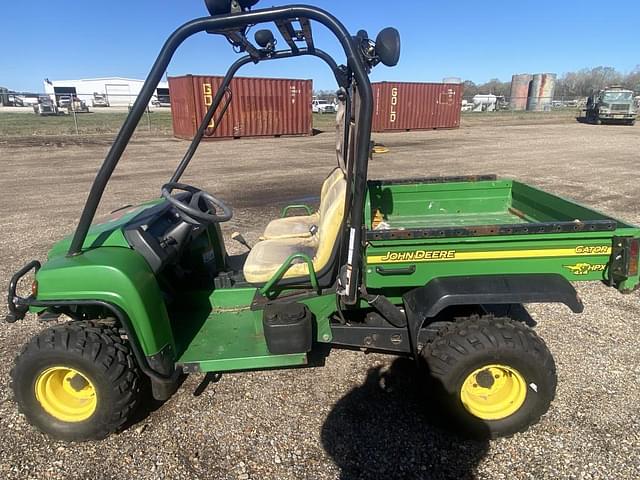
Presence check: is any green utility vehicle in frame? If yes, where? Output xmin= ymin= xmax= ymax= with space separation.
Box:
xmin=584 ymin=86 xmax=637 ymax=125
xmin=6 ymin=0 xmax=640 ymax=442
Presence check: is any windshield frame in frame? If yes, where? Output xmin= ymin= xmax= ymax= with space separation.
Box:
xmin=602 ymin=91 xmax=633 ymax=102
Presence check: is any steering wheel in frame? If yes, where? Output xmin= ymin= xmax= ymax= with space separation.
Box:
xmin=161 ymin=182 xmax=232 ymax=224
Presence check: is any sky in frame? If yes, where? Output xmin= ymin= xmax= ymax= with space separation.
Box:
xmin=2 ymin=0 xmax=639 ymax=93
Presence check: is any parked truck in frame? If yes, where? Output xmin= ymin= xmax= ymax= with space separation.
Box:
xmin=92 ymin=93 xmax=110 ymax=107
xmin=32 ymin=96 xmax=60 ymax=116
xmin=312 ymin=97 xmax=336 ymax=114
xmin=583 ymin=86 xmax=636 ymax=125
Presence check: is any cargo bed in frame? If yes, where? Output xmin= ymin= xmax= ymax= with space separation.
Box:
xmin=364 ymin=175 xmax=634 ymax=240
xmin=364 ymin=176 xmax=640 ymax=291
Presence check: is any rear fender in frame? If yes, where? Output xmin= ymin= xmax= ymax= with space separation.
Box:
xmin=402 ymin=274 xmax=583 ymax=351
xmin=35 ymin=247 xmax=174 ymax=359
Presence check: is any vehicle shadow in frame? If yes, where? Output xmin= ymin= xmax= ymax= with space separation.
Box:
xmin=124 ymin=373 xmax=189 ymax=429
xmin=320 ymin=357 xmax=489 ymax=480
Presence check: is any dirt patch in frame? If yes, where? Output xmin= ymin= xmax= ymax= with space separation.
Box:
xmin=0 ymin=118 xmax=639 ymax=480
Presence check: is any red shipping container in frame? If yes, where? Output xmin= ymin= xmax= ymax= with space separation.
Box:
xmin=372 ymin=81 xmax=462 ymax=132
xmin=168 ymin=75 xmax=313 ymax=139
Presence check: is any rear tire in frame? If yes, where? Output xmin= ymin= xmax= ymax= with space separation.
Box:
xmin=419 ymin=315 xmax=556 ymax=438
xmin=11 ymin=320 xmax=142 ymax=441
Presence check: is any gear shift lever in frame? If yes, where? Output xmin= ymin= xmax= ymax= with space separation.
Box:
xmin=231 ymin=231 xmax=252 ymax=251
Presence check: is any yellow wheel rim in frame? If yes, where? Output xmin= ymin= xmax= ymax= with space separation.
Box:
xmin=460 ymin=364 xmax=527 ymax=420
xmin=34 ymin=366 xmax=97 ymax=422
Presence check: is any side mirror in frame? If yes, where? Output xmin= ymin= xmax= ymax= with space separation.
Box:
xmin=375 ymin=27 xmax=401 ymax=67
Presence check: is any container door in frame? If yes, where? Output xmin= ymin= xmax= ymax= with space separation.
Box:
xmin=105 ymin=84 xmax=132 ymax=106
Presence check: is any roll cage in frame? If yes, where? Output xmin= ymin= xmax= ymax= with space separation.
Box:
xmin=67 ymin=4 xmax=381 ymax=304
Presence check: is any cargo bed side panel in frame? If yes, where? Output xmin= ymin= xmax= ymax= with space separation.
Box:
xmin=364 ymin=178 xmax=640 ymax=292
xmin=365 ymin=237 xmax=626 ymax=289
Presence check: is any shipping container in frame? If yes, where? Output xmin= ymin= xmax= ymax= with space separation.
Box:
xmin=371 ymin=81 xmax=462 ymax=132
xmin=168 ymin=75 xmax=312 ymax=140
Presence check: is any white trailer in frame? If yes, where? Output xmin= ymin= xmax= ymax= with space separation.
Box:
xmin=43 ymin=78 xmax=169 ymax=108
xmin=472 ymin=94 xmax=497 ymax=112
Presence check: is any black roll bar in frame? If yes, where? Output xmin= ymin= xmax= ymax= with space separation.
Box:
xmin=67 ymin=5 xmax=373 ymax=304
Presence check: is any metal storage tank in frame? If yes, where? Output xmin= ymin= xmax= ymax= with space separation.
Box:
xmin=527 ymin=73 xmax=556 ymax=111
xmin=509 ymin=74 xmax=532 ymax=111
xmin=168 ymin=75 xmax=312 ymax=140
xmin=371 ymin=81 xmax=462 ymax=132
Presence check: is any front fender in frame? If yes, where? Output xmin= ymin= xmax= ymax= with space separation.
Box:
xmin=35 ymin=247 xmax=173 ymax=357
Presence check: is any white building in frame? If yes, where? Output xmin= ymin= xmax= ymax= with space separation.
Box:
xmin=43 ymin=77 xmax=169 ymax=107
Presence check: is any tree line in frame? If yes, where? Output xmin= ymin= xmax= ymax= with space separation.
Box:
xmin=463 ymin=66 xmax=640 ymax=99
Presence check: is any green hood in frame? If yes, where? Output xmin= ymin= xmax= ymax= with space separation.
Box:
xmin=47 ymin=200 xmax=163 ymax=259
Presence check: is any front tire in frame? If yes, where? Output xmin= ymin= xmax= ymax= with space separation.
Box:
xmin=420 ymin=315 xmax=556 ymax=438
xmin=11 ymin=320 xmax=143 ymax=441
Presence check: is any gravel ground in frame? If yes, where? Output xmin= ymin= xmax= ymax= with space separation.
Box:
xmin=0 ymin=118 xmax=639 ymax=479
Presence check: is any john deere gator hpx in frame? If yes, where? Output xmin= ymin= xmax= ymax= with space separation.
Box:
xmin=6 ymin=0 xmax=640 ymax=441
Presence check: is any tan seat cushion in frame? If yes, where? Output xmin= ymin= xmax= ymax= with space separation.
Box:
xmin=262 ymin=212 xmax=319 ymax=240
xmin=261 ymin=168 xmax=344 ymax=240
xmin=243 ymin=237 xmax=318 ymax=283
xmin=244 ymin=178 xmax=346 ymax=284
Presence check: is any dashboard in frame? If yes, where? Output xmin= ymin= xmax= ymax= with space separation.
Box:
xmin=123 ymin=200 xmax=204 ymax=273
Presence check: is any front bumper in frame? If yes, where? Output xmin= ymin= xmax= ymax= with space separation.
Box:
xmin=599 ymin=112 xmax=635 ymax=119
xmin=5 ymin=260 xmax=40 ymax=323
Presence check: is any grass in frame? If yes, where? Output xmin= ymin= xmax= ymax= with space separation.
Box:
xmin=0 ymin=110 xmax=339 ymax=137
xmin=312 ymin=112 xmax=337 ymax=131
xmin=0 ymin=108 xmax=580 ymax=138
xmin=0 ymin=110 xmax=174 ymax=137
xmin=461 ymin=108 xmax=579 ymax=127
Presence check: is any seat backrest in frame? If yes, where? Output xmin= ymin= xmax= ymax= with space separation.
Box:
xmin=318 ymin=168 xmax=344 ymax=216
xmin=335 ymin=97 xmax=347 ymax=171
xmin=314 ymin=176 xmax=347 ymax=268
